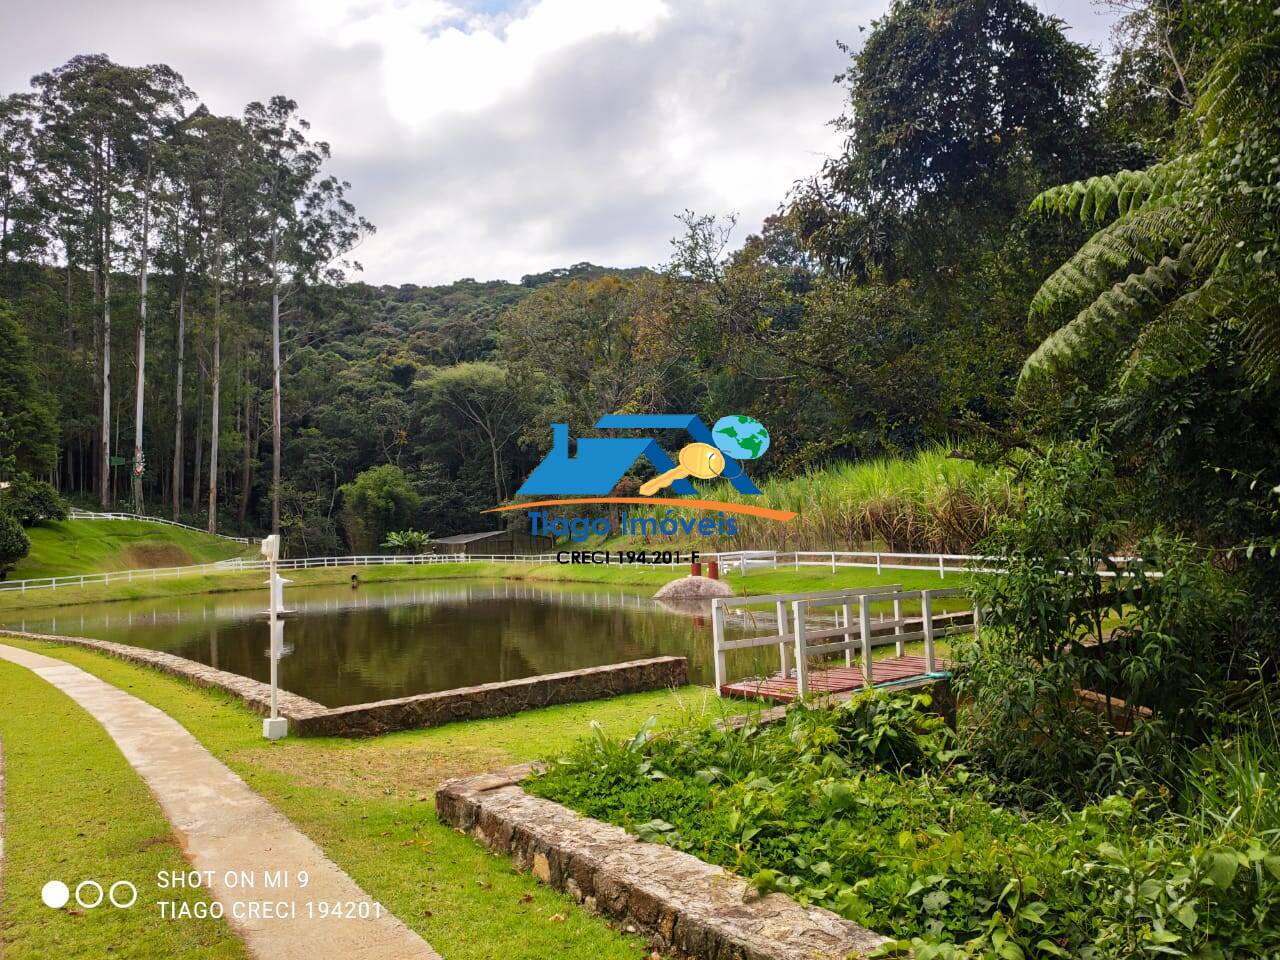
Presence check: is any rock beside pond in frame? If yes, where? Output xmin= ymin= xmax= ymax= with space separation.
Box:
xmin=653 ymin=575 xmax=734 ymax=600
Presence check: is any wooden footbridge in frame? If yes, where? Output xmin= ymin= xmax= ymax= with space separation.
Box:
xmin=711 ymin=585 xmax=976 ymax=703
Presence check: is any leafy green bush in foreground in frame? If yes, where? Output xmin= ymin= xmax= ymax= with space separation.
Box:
xmin=529 ymin=693 xmax=1280 ymax=959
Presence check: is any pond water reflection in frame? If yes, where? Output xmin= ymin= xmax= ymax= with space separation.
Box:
xmin=3 ymin=579 xmax=770 ymax=707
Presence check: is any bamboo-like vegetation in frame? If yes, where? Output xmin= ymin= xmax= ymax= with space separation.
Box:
xmin=621 ymin=444 xmax=1017 ymax=552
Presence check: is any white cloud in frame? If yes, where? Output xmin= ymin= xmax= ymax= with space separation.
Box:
xmin=308 ymin=0 xmax=671 ymax=127
xmin=1 ymin=0 xmax=1120 ymax=285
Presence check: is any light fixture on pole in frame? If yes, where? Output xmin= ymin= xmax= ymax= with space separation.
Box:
xmin=260 ymin=534 xmax=289 ymax=741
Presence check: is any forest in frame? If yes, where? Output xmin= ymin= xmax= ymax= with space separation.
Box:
xmin=2 ymin=2 xmax=1280 ymax=955
xmin=0 ymin=0 xmax=1277 ymax=571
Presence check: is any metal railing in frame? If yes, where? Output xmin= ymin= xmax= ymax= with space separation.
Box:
xmin=68 ymin=508 xmax=259 ymax=544
xmin=709 ymin=585 xmax=904 ymax=690
xmin=711 ymin=585 xmax=980 ymax=695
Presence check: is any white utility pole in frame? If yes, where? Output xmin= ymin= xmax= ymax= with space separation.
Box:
xmin=260 ymin=534 xmax=289 ymax=740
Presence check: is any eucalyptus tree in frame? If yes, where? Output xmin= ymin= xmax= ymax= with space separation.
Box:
xmin=0 ymin=93 xmax=44 ymax=266
xmin=121 ymin=64 xmax=191 ymax=512
xmin=183 ymin=112 xmax=253 ymax=533
xmin=31 ymin=56 xmax=180 ymax=506
xmin=155 ymin=105 xmax=210 ymax=518
xmin=243 ymin=96 xmax=370 ymax=536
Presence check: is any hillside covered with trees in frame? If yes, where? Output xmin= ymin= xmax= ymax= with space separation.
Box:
xmin=1 ymin=0 xmax=1276 ymax=576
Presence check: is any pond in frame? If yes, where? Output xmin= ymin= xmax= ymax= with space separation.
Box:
xmin=2 ymin=579 xmax=773 ymax=707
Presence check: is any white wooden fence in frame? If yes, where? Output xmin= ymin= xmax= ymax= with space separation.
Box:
xmin=0 ymin=546 xmax=1150 ymax=597
xmin=68 ymin=508 xmax=259 ymax=544
xmin=0 ymin=549 xmax=992 ymax=596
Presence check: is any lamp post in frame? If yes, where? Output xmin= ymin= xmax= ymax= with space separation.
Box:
xmin=260 ymin=534 xmax=289 ymax=740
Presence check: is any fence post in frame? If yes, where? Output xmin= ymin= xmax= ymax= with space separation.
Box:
xmin=831 ymin=551 xmax=837 ymax=573
xmin=875 ymin=553 xmax=882 ymax=575
xmin=792 ymin=600 xmax=809 ymax=697
xmin=938 ymin=555 xmax=945 ymax=579
xmin=894 ymin=596 xmax=904 ymax=657
xmin=711 ymin=599 xmax=728 ymax=693
xmin=922 ymin=591 xmax=936 ymax=673
xmin=775 ymin=599 xmax=791 ymax=678
xmin=842 ymin=600 xmax=854 ymax=667
xmin=972 ymin=602 xmax=983 ymax=636
xmin=858 ymin=595 xmax=873 ymax=685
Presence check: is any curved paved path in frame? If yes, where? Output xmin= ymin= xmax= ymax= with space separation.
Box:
xmin=0 ymin=643 xmax=439 ymax=960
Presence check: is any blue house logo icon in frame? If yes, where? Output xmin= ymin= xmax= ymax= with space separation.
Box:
xmin=516 ymin=414 xmax=764 ymax=497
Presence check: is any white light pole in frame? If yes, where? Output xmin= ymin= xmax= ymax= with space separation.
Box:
xmin=260 ymin=534 xmax=289 ymax=740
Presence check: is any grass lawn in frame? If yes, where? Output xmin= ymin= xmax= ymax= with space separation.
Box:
xmin=0 ymin=635 xmax=764 ymax=959
xmin=0 ymin=657 xmax=246 ymax=959
xmin=9 ymin=519 xmax=256 ymax=580
xmin=0 ymin=555 xmax=971 ymax=614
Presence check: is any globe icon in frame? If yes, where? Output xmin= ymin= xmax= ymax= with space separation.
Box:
xmin=711 ymin=415 xmax=770 ymax=460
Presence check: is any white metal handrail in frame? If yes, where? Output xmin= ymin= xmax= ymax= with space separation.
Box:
xmin=711 ymin=584 xmax=981 ymax=696
xmin=791 ymin=587 xmax=976 ymax=696
xmin=710 ymin=585 xmax=905 ymax=690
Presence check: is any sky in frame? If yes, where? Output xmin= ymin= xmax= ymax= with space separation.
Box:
xmin=1 ymin=0 xmax=1120 ymax=286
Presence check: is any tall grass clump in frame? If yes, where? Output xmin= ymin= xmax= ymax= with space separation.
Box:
xmin=620 ymin=443 xmax=1017 ymax=552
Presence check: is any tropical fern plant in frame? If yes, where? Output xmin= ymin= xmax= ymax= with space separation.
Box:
xmin=380 ymin=529 xmax=433 ymax=554
xmin=1022 ymin=7 xmax=1280 ymax=392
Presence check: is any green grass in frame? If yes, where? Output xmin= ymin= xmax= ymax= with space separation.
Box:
xmin=11 ymin=519 xmax=256 ymax=580
xmin=0 ymin=557 xmax=972 ymax=614
xmin=0 ymin=657 xmax=246 ymax=959
xmin=0 ymin=635 xmax=762 ymax=959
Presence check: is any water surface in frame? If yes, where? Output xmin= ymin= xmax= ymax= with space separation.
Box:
xmin=3 ymin=579 xmax=770 ymax=706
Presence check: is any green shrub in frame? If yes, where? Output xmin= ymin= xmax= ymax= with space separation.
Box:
xmin=530 ymin=692 xmax=1280 ymax=959
xmin=339 ymin=464 xmax=423 ymax=554
xmin=0 ymin=510 xmax=30 ymax=578
xmin=958 ymin=438 xmax=1259 ymax=804
xmin=2 ymin=473 xmax=68 ymax=525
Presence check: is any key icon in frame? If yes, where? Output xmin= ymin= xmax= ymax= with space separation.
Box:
xmin=639 ymin=442 xmax=726 ymax=495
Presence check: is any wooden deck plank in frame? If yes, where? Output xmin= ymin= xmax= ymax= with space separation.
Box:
xmin=720 ymin=655 xmax=947 ymax=703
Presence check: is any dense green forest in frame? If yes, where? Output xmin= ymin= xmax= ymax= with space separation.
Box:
xmin=1 ymin=0 xmax=1276 ymax=572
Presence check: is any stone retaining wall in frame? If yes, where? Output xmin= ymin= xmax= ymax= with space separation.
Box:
xmin=437 ymin=764 xmax=887 ymax=960
xmin=0 ymin=630 xmax=687 ymax=738
xmin=0 ymin=629 xmax=328 ymax=719
xmin=293 ymin=657 xmax=689 ymax=737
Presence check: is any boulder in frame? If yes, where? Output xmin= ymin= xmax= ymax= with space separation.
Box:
xmin=653 ymin=575 xmax=734 ymax=600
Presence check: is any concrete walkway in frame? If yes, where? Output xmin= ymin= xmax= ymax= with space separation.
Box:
xmin=0 ymin=643 xmax=439 ymax=960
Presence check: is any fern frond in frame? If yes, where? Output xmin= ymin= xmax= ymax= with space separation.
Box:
xmin=1117 ymin=286 xmax=1217 ymax=391
xmin=1218 ymin=272 xmax=1280 ymax=389
xmin=1029 ymin=207 xmax=1202 ymax=319
xmin=1021 ymin=247 xmax=1199 ymax=381
xmin=1029 ymin=157 xmax=1194 ymax=223
xmin=1198 ymin=29 xmax=1280 ymax=139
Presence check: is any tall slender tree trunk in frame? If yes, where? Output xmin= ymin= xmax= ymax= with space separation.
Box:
xmin=270 ymin=229 xmax=282 ymax=537
xmin=100 ymin=200 xmax=112 ymax=509
xmin=192 ymin=358 xmax=204 ymax=515
xmin=172 ymin=272 xmax=186 ymax=519
xmin=237 ymin=364 xmax=254 ymax=523
xmin=132 ymin=161 xmax=152 ymax=513
xmin=207 ymin=297 xmax=221 ymax=534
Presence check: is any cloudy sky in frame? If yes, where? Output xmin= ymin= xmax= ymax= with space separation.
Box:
xmin=2 ymin=0 xmax=1118 ymax=286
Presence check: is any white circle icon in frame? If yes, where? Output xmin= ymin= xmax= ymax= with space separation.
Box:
xmin=109 ymin=880 xmax=138 ymax=909
xmin=75 ymin=880 xmax=105 ymax=909
xmin=41 ymin=880 xmax=70 ymax=909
